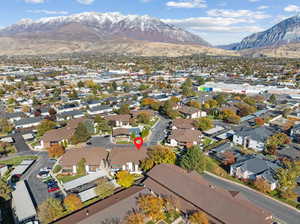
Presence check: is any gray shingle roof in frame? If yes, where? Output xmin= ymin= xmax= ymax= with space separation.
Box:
xmin=236 ymin=126 xmax=273 ymax=142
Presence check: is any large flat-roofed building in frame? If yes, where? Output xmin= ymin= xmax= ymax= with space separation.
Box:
xmin=12 ymin=181 xmax=37 ymax=224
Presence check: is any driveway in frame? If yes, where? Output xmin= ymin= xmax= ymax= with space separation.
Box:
xmin=202 ymin=173 xmax=300 ymax=224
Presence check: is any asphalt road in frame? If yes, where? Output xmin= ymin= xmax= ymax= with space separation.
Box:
xmin=146 ymin=116 xmax=170 ymax=146
xmin=22 ymin=152 xmax=57 ymax=206
xmin=13 ymin=134 xmax=31 ymax=152
xmin=88 ymin=115 xmax=170 ymax=148
xmin=202 ymin=173 xmax=300 ymax=224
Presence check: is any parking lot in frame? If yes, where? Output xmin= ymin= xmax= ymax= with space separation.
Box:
xmin=23 ymin=153 xmax=61 ymax=206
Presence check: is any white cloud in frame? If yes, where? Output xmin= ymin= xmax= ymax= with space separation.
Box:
xmin=76 ymin=0 xmax=95 ymax=5
xmin=27 ymin=10 xmax=69 ymax=15
xmin=166 ymin=0 xmax=207 ymax=9
xmin=162 ymin=15 xmax=265 ymax=44
xmin=207 ymin=9 xmax=270 ymax=20
xmin=257 ymin=5 xmax=269 ymax=10
xmin=284 ymin=5 xmax=300 ymax=13
xmin=248 ymin=0 xmax=260 ymax=2
xmin=23 ymin=0 xmax=45 ymax=3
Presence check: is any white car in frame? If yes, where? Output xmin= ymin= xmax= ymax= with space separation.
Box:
xmin=37 ymin=171 xmax=50 ymax=179
xmin=40 ymin=167 xmax=51 ymax=172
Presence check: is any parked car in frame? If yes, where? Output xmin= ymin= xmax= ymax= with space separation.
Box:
xmin=48 ymin=186 xmax=59 ymax=193
xmin=40 ymin=167 xmax=51 ymax=172
xmin=37 ymin=171 xmax=50 ymax=179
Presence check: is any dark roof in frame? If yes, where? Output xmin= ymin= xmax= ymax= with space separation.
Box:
xmin=88 ymin=105 xmax=112 ymax=112
xmin=235 ymin=126 xmax=273 ymax=142
xmin=14 ymin=116 xmax=43 ymax=126
xmin=231 ymin=157 xmax=280 ymax=176
xmin=53 ymin=186 xmax=149 ymax=224
xmin=144 ymin=164 xmax=272 ymax=224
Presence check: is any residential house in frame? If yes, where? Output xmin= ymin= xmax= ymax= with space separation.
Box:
xmin=171 ymin=118 xmax=196 ymax=130
xmin=230 ymin=157 xmax=280 ymax=190
xmin=59 ymin=146 xmax=148 ymax=175
xmin=14 ymin=116 xmax=43 ymax=129
xmin=290 ymin=123 xmax=300 ymax=143
xmin=168 ymin=129 xmax=202 ymax=147
xmin=0 ymin=111 xmax=25 ymax=122
xmin=40 ymin=118 xmax=93 ymax=148
xmin=233 ymin=126 xmax=274 ymax=152
xmin=87 ymin=105 xmax=113 ymax=115
xmin=105 ymin=114 xmax=131 ymax=127
xmin=56 ymin=110 xmax=85 ymax=121
xmin=112 ymin=128 xmax=131 ymax=143
xmin=178 ymin=105 xmax=206 ymax=119
xmin=143 ymin=164 xmax=273 ymax=224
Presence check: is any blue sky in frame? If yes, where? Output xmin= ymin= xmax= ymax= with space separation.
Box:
xmin=1 ymin=0 xmax=300 ymax=45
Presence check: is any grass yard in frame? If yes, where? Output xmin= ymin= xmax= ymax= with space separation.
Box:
xmin=56 ymin=174 xmax=84 ymax=183
xmin=0 ymin=155 xmax=38 ymax=166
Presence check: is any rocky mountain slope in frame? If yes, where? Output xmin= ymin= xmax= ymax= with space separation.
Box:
xmin=231 ymin=14 xmax=300 ymax=50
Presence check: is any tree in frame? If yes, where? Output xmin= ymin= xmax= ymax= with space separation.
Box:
xmin=77 ymin=81 xmax=84 ymax=88
xmin=255 ymin=117 xmax=264 ymax=126
xmin=235 ymin=103 xmax=256 ymax=117
xmin=187 ymin=100 xmax=201 ymax=109
xmin=277 ymin=161 xmax=300 ymax=197
xmin=141 ymin=145 xmax=176 ymax=171
xmin=116 ymin=170 xmax=134 ymax=188
xmin=141 ymin=127 xmax=150 ymax=138
xmin=112 ymin=81 xmax=118 ymax=91
xmin=48 ymin=144 xmax=65 ymax=158
xmin=94 ymin=115 xmax=111 ymax=133
xmin=195 ymin=117 xmax=213 ymax=131
xmin=94 ymin=179 xmax=114 ymax=199
xmin=124 ymin=213 xmax=145 ymax=224
xmin=180 ymin=146 xmax=206 ymax=173
xmin=71 ymin=122 xmax=91 ymax=144
xmin=269 ymin=94 xmax=277 ymax=104
xmin=137 ymin=194 xmax=165 ymax=221
xmin=254 ymin=178 xmax=271 ymax=194
xmin=196 ymin=76 xmax=206 ymax=85
xmin=0 ymin=118 xmax=13 ymax=134
xmin=222 ymin=109 xmax=240 ymax=124
xmin=188 ymin=211 xmax=209 ymax=224
xmin=266 ymin=133 xmax=291 ymax=154
xmin=63 ymin=194 xmax=83 ymax=211
xmin=137 ymin=112 xmax=151 ymax=124
xmin=214 ymin=94 xmax=226 ymax=105
xmin=76 ymin=158 xmax=86 ymax=176
xmin=118 ymin=104 xmax=130 ymax=114
xmin=0 ymin=179 xmax=12 ymax=201
xmin=222 ymin=151 xmax=236 ymax=166
xmin=68 ymin=89 xmax=78 ymax=99
xmin=38 ymin=198 xmax=64 ymax=223
xmin=37 ymin=119 xmax=56 ymax=136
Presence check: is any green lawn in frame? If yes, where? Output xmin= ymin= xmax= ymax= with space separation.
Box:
xmin=116 ymin=141 xmax=132 ymax=144
xmin=56 ymin=174 xmax=84 ymax=183
xmin=0 ymin=155 xmax=38 ymax=166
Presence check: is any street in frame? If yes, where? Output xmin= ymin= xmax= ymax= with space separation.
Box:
xmin=202 ymin=173 xmax=300 ymax=224
xmin=146 ymin=116 xmax=170 ymax=146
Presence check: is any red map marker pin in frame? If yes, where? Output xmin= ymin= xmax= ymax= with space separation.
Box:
xmin=133 ymin=137 xmax=144 ymax=150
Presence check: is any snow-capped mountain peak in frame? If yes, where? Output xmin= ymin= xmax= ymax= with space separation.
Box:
xmin=0 ymin=12 xmax=210 ymax=46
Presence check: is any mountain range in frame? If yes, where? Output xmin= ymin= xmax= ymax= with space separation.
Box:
xmin=1 ymin=12 xmax=300 ymax=58
xmin=222 ymin=14 xmax=300 ymax=52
